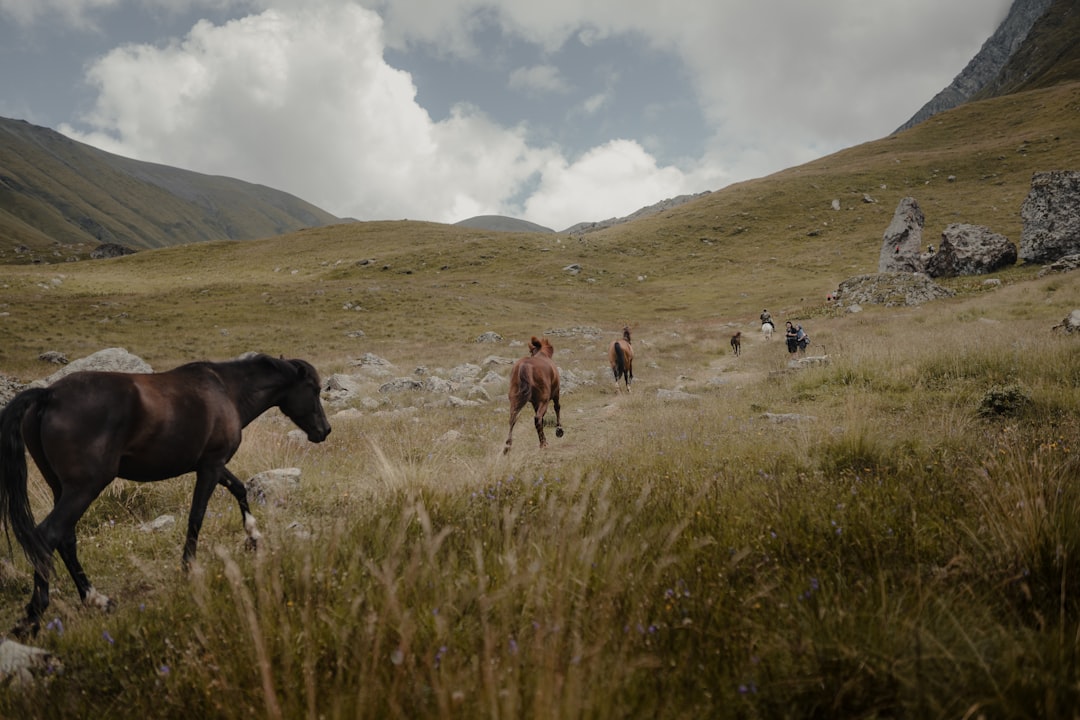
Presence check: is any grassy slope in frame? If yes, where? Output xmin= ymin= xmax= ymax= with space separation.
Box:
xmin=0 ymin=81 xmax=1078 ymax=719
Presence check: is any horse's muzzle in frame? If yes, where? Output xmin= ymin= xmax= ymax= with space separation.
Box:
xmin=307 ymin=423 xmax=331 ymax=443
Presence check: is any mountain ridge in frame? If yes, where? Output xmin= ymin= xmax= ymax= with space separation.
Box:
xmin=0 ymin=117 xmax=341 ymax=260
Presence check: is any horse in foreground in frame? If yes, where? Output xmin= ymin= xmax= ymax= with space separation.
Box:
xmin=504 ymin=337 xmax=563 ymax=453
xmin=0 ymin=354 xmax=331 ymax=637
xmin=731 ymin=331 xmax=742 ymax=356
xmin=608 ymin=326 xmax=634 ymax=392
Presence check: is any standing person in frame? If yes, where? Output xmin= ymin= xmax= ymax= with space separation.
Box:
xmin=796 ymin=324 xmax=810 ymax=354
xmin=784 ymin=321 xmax=798 ymax=355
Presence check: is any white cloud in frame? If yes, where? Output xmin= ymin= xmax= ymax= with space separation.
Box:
xmin=524 ymin=139 xmax=699 ymax=229
xmin=33 ymin=0 xmax=1015 ymax=230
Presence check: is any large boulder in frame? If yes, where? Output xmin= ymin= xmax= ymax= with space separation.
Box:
xmin=925 ymin=223 xmax=1017 ymax=277
xmin=879 ymin=197 xmax=925 ymax=273
xmin=835 ymin=273 xmax=954 ymax=308
xmin=1020 ymin=171 xmax=1080 ymax=264
xmin=31 ymin=347 xmax=152 ymax=388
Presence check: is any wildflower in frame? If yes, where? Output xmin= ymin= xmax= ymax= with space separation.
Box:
xmin=45 ymin=618 xmax=64 ymax=635
xmin=158 ymin=665 xmax=170 ymax=676
xmin=103 ymin=630 xmax=114 ymax=644
xmin=508 ymin=638 xmax=518 ymax=655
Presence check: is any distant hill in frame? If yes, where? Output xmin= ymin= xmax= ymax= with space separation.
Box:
xmin=454 ymin=215 xmax=554 ymax=233
xmin=561 ymin=191 xmax=711 ymax=237
xmin=0 ymin=117 xmax=341 ymax=260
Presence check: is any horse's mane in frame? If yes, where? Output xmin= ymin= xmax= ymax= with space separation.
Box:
xmin=529 ymin=336 xmax=554 ymax=358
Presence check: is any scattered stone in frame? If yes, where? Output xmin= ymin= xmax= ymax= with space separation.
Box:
xmin=0 ymin=638 xmax=60 ymax=685
xmin=139 ymin=515 xmax=176 ymax=533
xmin=657 ymin=388 xmax=699 ymax=401
xmin=38 ymin=351 xmax=68 ymax=365
xmin=563 ymin=263 xmax=582 ymax=275
xmin=1037 ymin=253 xmax=1080 ymax=277
xmin=789 ymin=355 xmax=831 ymax=369
xmin=762 ymin=412 xmax=817 ymax=423
xmin=246 ymin=468 xmax=302 ymax=505
xmin=475 ymin=331 xmax=502 ymax=343
xmin=1052 ymin=310 xmax=1080 ymax=334
xmin=379 ymin=378 xmax=424 ymax=393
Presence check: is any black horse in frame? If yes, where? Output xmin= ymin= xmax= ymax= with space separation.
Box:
xmin=0 ymin=354 xmax=331 ymax=637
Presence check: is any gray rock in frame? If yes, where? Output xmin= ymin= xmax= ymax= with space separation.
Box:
xmin=835 ymin=273 xmax=953 ymax=308
xmin=879 ymin=197 xmax=924 ymax=273
xmin=33 ymin=348 xmax=152 ymax=388
xmin=1021 ymin=171 xmax=1080 ymax=263
xmin=925 ymin=223 xmax=1017 ymax=277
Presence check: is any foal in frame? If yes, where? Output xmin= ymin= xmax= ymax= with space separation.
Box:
xmin=504 ymin=337 xmax=563 ymax=453
xmin=731 ymin=331 xmax=742 ymax=356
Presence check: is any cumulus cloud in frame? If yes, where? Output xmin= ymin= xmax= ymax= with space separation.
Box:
xmin=61 ymin=2 xmax=683 ymax=229
xmin=524 ymin=139 xmax=699 ymax=228
xmin=26 ymin=0 xmax=1015 ymax=230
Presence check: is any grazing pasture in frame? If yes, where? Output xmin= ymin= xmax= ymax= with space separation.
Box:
xmin=0 ymin=81 xmax=1079 ymax=717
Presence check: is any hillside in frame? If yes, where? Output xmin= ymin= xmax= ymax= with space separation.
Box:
xmin=0 ymin=117 xmax=341 ymax=261
xmin=0 ymin=77 xmax=1076 ymax=378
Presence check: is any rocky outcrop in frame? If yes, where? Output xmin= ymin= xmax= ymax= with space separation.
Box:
xmin=896 ymin=0 xmax=1054 ymax=131
xmin=925 ymin=223 xmax=1017 ymax=277
xmin=1020 ymin=171 xmax=1080 ymax=263
xmin=879 ymin=197 xmax=925 ymax=273
xmin=835 ymin=273 xmax=954 ymax=308
xmin=90 ymin=243 xmax=136 ymax=259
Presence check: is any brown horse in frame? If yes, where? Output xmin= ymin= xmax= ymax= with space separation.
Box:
xmin=731 ymin=331 xmax=742 ymax=356
xmin=608 ymin=326 xmax=634 ymax=392
xmin=0 ymin=354 xmax=331 ymax=637
xmin=504 ymin=337 xmax=563 ymax=453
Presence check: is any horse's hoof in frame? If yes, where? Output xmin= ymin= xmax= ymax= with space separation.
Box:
xmin=10 ymin=618 xmax=39 ymax=641
xmin=555 ymin=427 xmax=564 ymax=438
xmin=244 ymin=536 xmax=259 ymax=552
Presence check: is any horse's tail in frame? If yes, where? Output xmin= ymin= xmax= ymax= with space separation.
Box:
xmin=0 ymin=388 xmax=51 ymax=576
xmin=613 ymin=342 xmax=627 ymax=379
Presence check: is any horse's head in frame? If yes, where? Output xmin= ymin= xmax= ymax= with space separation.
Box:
xmin=278 ymin=359 xmax=332 ymax=443
xmin=536 ymin=337 xmax=554 ymax=358
xmin=622 ymin=326 xmax=632 ymax=343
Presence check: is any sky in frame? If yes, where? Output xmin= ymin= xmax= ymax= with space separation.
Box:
xmin=0 ymin=0 xmax=1014 ymax=231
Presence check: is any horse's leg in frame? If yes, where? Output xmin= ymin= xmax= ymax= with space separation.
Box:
xmin=183 ymin=466 xmax=222 ymax=567
xmin=218 ymin=468 xmax=262 ymax=550
xmin=533 ymin=399 xmax=549 ymax=448
xmin=55 ymin=531 xmax=114 ymax=613
xmin=552 ymin=393 xmax=564 ymax=438
xmin=24 ymin=480 xmax=112 ymax=632
xmin=504 ymin=399 xmax=523 ymax=454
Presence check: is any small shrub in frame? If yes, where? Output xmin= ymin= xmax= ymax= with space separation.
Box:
xmin=977 ymin=383 xmax=1032 ymax=418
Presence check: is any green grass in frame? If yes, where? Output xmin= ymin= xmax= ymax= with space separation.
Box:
xmin=1 ymin=82 xmax=1080 ymax=718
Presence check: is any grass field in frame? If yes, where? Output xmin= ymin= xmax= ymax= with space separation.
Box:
xmin=0 ymin=82 xmax=1079 ymax=718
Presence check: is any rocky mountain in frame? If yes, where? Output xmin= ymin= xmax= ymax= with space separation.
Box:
xmin=0 ymin=116 xmax=341 ymax=260
xmin=896 ymin=0 xmax=1060 ymax=132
